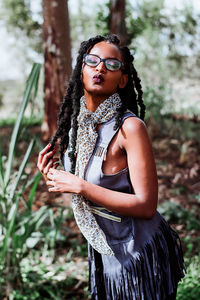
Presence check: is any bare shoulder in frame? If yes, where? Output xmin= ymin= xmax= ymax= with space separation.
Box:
xmin=120 ymin=116 xmax=147 ymax=137
xmin=119 ymin=116 xmax=154 ymax=165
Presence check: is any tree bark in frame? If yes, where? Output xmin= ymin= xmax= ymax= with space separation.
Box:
xmin=109 ymin=0 xmax=128 ymax=46
xmin=42 ymin=0 xmax=72 ymax=141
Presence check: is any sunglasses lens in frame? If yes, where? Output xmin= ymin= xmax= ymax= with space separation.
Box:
xmin=84 ymin=54 xmax=99 ymax=67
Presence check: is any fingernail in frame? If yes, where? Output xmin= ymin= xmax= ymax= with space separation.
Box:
xmin=48 ymin=143 xmax=51 ymax=148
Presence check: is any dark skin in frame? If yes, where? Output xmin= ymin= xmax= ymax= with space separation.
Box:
xmin=37 ymin=41 xmax=158 ymax=219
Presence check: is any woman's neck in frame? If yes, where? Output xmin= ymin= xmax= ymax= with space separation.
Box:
xmin=84 ymin=91 xmax=110 ymax=112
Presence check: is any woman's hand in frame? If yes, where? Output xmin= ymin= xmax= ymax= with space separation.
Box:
xmin=37 ymin=144 xmax=60 ymax=180
xmin=46 ymin=168 xmax=82 ymax=194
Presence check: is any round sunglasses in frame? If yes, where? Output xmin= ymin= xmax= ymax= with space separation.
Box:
xmin=83 ymin=54 xmax=123 ymax=72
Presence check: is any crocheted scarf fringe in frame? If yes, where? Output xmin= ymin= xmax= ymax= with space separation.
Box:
xmin=89 ymin=220 xmax=185 ymax=300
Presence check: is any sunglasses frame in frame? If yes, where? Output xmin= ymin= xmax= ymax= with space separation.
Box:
xmin=83 ymin=54 xmax=123 ymax=71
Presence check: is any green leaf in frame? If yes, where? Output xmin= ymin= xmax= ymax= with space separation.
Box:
xmin=0 ymin=198 xmax=19 ymax=262
xmin=27 ymin=172 xmax=42 ymax=210
xmin=0 ymin=139 xmax=4 ymax=190
xmin=4 ymin=63 xmax=41 ymax=187
xmin=9 ymin=139 xmax=35 ymax=202
xmin=8 ymin=202 xmax=17 ymax=221
xmin=26 ymin=232 xmax=43 ymax=248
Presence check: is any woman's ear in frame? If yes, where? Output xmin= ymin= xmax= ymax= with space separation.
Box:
xmin=118 ymin=74 xmax=128 ymax=89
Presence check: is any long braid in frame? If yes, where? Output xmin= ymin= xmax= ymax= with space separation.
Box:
xmin=113 ymin=44 xmax=146 ymax=129
xmin=130 ymin=63 xmax=146 ymax=120
xmin=50 ymin=80 xmax=74 ymax=153
xmin=50 ymin=34 xmax=146 ymax=173
xmin=68 ymin=81 xmax=82 ymax=173
xmin=119 ymin=46 xmax=145 ymax=119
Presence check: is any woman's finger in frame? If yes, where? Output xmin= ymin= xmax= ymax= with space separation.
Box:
xmin=43 ymin=158 xmax=59 ymax=174
xmin=52 ymin=163 xmax=59 ymax=169
xmin=38 ymin=144 xmax=52 ymax=165
xmin=40 ymin=150 xmax=55 ymax=171
xmin=38 ymin=154 xmax=52 ymax=173
xmin=46 ymin=172 xmax=53 ymax=180
xmin=46 ymin=180 xmax=55 ymax=187
xmin=43 ymin=160 xmax=53 ymax=175
xmin=49 ymin=168 xmax=59 ymax=174
xmin=48 ymin=187 xmax=58 ymax=192
xmin=48 ymin=168 xmax=57 ymax=176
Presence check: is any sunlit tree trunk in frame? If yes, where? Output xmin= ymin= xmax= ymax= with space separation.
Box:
xmin=110 ymin=0 xmax=128 ymax=46
xmin=42 ymin=0 xmax=72 ymax=141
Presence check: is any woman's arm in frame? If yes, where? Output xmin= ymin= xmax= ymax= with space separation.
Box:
xmin=47 ymin=118 xmax=158 ymax=219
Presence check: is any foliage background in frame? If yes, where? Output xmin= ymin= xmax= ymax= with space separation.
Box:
xmin=0 ymin=0 xmax=200 ymax=119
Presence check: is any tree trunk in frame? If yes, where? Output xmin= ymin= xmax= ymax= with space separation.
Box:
xmin=42 ymin=0 xmax=72 ymax=141
xmin=109 ymin=0 xmax=128 ymax=46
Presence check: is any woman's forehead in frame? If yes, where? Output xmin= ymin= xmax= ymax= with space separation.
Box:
xmin=89 ymin=41 xmax=122 ymax=59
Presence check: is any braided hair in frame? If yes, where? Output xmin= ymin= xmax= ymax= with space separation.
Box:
xmin=50 ymin=34 xmax=145 ymax=173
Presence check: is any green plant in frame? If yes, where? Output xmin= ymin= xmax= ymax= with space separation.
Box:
xmin=0 ymin=63 xmax=44 ymax=294
xmin=177 ymin=256 xmax=200 ymax=300
xmin=162 ymin=117 xmax=200 ymax=143
xmin=95 ymin=1 xmax=110 ymax=36
xmin=0 ymin=63 xmax=70 ymax=298
xmin=143 ymin=84 xmax=174 ymax=122
xmin=158 ymin=201 xmax=200 ymax=231
xmin=2 ymin=244 xmax=90 ymax=300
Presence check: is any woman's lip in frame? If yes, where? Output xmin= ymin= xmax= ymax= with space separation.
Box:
xmin=93 ymin=74 xmax=104 ymax=83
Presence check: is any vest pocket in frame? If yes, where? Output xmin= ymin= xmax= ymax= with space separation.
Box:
xmin=94 ymin=211 xmax=134 ymax=245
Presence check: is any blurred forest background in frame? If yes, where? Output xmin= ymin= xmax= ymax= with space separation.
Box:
xmin=0 ymin=0 xmax=199 ymax=299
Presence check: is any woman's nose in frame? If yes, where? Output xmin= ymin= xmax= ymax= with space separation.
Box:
xmin=96 ymin=61 xmax=106 ymax=73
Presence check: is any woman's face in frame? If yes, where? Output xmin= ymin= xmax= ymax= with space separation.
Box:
xmin=82 ymin=41 xmax=128 ymax=98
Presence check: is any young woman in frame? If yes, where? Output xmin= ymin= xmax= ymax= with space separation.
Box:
xmin=37 ymin=35 xmax=185 ymax=300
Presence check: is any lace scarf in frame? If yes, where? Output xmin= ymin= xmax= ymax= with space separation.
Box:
xmin=71 ymin=93 xmax=122 ymax=255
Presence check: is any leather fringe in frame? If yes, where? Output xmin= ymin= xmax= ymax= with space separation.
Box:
xmin=89 ymin=220 xmax=185 ymax=300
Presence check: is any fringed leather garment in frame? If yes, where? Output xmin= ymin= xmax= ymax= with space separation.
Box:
xmin=63 ymin=109 xmax=185 ymax=300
